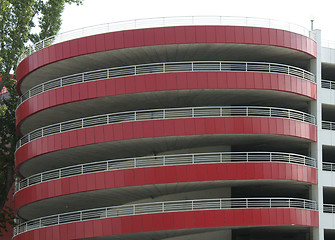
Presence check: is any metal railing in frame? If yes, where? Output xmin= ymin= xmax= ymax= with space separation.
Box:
xmin=321 ymin=79 xmax=335 ymax=90
xmin=17 ymin=16 xmax=310 ymax=65
xmin=14 ymin=151 xmax=316 ymax=194
xmin=13 ymin=197 xmax=317 ymax=236
xmin=322 ymin=162 xmax=335 ymax=171
xmin=16 ymin=106 xmax=316 ymax=150
xmin=323 ymin=204 xmax=335 ymax=213
xmin=322 ymin=40 xmax=335 ymax=49
xmin=16 ymin=61 xmax=315 ymax=108
xmin=321 ymin=121 xmax=335 ymax=130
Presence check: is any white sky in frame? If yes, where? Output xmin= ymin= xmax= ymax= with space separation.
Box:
xmin=60 ymin=0 xmax=335 ymax=41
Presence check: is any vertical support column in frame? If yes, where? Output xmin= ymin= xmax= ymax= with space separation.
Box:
xmin=309 ymin=29 xmax=322 ymax=240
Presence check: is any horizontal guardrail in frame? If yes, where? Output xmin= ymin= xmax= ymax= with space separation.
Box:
xmin=15 ymin=151 xmax=316 ymax=194
xmin=17 ymin=61 xmax=315 ymax=107
xmin=321 ymin=79 xmax=335 ymax=90
xmin=17 ymin=16 xmax=310 ymax=65
xmin=13 ymin=197 xmax=317 ymax=236
xmin=323 ymin=204 xmax=335 ymax=213
xmin=16 ymin=106 xmax=316 ymax=150
xmin=322 ymin=162 xmax=335 ymax=171
xmin=322 ymin=40 xmax=335 ymax=49
xmin=322 ymin=121 xmax=335 ymax=130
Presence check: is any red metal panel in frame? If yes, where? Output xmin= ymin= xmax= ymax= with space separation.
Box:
xmin=144 ymin=214 xmax=157 ymax=232
xmin=166 ymin=72 xmax=177 ymax=90
xmin=154 ymin=27 xmax=165 ymax=45
xmin=85 ymin=127 xmax=95 ymax=145
xmin=236 ymin=72 xmax=246 ymax=88
xmin=206 ymin=26 xmax=217 ymax=43
xmin=104 ymin=171 xmax=115 ymax=189
xmin=207 ymin=72 xmax=218 ymax=89
xmin=114 ymin=31 xmax=124 ymax=49
xmin=123 ymin=30 xmax=134 ymax=48
xmin=77 ymin=37 xmax=88 ymax=56
xmin=133 ymin=29 xmax=144 ymax=46
xmin=283 ymin=31 xmax=291 ymax=48
xmin=142 ymin=121 xmax=154 ymax=138
xmin=165 ymin=166 xmax=177 ymax=183
xmin=143 ymin=28 xmax=155 ymax=46
xmin=176 ymin=164 xmax=188 ymax=182
xmin=244 ymin=27 xmax=253 ymax=44
xmin=234 ymin=26 xmax=244 ymax=43
xmin=144 ymin=166 xmax=156 ymax=185
xmin=252 ymin=27 xmax=262 ymax=44
xmin=115 ymin=77 xmax=125 ymax=95
xmin=70 ymin=39 xmax=79 ymax=57
xmin=134 ymin=168 xmax=145 ymax=186
xmin=86 ymin=173 xmax=96 ymax=191
xmin=68 ymin=130 xmax=78 ymax=148
xmin=86 ymin=36 xmax=96 ymax=54
xmin=261 ymin=28 xmax=270 ymax=44
xmin=104 ymin=32 xmax=115 ymax=50
xmin=121 ymin=216 xmax=132 ymax=234
xmin=269 ymin=29 xmax=277 ymax=45
xmin=41 ymin=48 xmax=49 ymax=65
xmin=227 ymin=72 xmax=237 ymax=89
xmin=175 ymin=26 xmax=186 ymax=44
xmin=122 ymin=122 xmax=133 ymax=140
xmin=185 ymin=26 xmax=196 ymax=42
xmin=114 ymin=170 xmax=125 ymax=187
xmin=213 ymin=26 xmax=225 ymax=43
xmin=77 ymin=174 xmax=88 ymax=192
xmin=290 ymin=33 xmax=298 ymax=50
xmin=87 ymin=81 xmax=97 ymax=99
xmin=195 ymin=26 xmax=207 ymax=43
xmin=162 ymin=212 xmax=175 ymax=229
xmin=154 ymin=166 xmax=166 ymax=184
xmin=123 ymin=169 xmax=134 ymax=186
xmin=48 ymin=45 xmax=57 ymax=63
xmin=62 ymin=41 xmax=71 ymax=59
xmin=93 ymin=220 xmax=103 ymax=237
xmin=233 ymin=117 xmax=244 ymax=134
xmin=225 ymin=26 xmax=236 ymax=43
xmin=75 ymin=221 xmax=85 ymax=239
xmin=96 ymin=79 xmax=107 ymax=97
xmin=144 ymin=74 xmax=155 ymax=92
xmin=54 ymin=44 xmax=63 ymax=63
xmin=62 ymin=85 xmax=71 ymax=103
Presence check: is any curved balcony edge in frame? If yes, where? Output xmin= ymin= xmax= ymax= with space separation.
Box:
xmin=13 ymin=197 xmax=317 ymax=237
xmin=16 ymin=106 xmax=316 ymax=151
xmin=17 ymin=16 xmax=312 ymax=66
xmin=17 ymin=61 xmax=315 ymax=108
xmin=14 ymin=151 xmax=317 ymax=194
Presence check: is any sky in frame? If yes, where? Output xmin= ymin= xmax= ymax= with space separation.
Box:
xmin=60 ymin=0 xmax=335 ymax=41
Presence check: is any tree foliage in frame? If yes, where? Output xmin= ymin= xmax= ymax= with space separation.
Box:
xmin=0 ymin=0 xmax=83 ymax=234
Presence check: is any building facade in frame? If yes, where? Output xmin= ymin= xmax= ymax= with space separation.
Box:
xmin=11 ymin=16 xmax=335 ymax=239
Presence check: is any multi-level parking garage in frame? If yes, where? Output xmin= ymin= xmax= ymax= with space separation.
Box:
xmin=12 ymin=16 xmax=335 ymax=239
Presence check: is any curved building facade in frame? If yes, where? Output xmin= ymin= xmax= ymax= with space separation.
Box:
xmin=12 ymin=16 xmax=335 ymax=239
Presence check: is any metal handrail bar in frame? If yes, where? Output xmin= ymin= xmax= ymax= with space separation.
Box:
xmin=17 ymin=16 xmax=310 ymax=65
xmin=324 ymin=203 xmax=335 ymax=213
xmin=322 ymin=40 xmax=335 ymax=49
xmin=321 ymin=120 xmax=335 ymax=130
xmin=13 ymin=197 xmax=317 ymax=236
xmin=322 ymin=161 xmax=335 ymax=171
xmin=321 ymin=79 xmax=335 ymax=90
xmin=15 ymin=151 xmax=316 ymax=194
xmin=17 ymin=61 xmax=315 ymax=107
xmin=16 ymin=106 xmax=316 ymax=150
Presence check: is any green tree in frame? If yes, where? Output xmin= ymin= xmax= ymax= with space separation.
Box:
xmin=0 ymin=0 xmax=83 ymax=234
